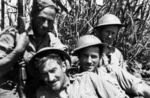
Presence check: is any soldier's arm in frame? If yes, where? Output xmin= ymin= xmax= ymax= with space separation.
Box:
xmin=137 ymin=82 xmax=150 ymax=98
xmin=0 ymin=32 xmax=29 ymax=77
xmin=110 ymin=65 xmax=150 ymax=97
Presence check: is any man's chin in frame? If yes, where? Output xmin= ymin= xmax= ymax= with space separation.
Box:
xmin=50 ymin=83 xmax=61 ymax=91
xmin=86 ymin=68 xmax=94 ymax=72
xmin=104 ymin=40 xmax=112 ymax=45
xmin=52 ymin=88 xmax=60 ymax=91
xmin=51 ymin=86 xmax=61 ymax=91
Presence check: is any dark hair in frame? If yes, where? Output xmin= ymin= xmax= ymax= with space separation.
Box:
xmin=35 ymin=53 xmax=63 ymax=70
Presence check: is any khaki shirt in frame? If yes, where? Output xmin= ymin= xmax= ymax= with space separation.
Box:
xmin=24 ymin=30 xmax=67 ymax=64
xmin=37 ymin=72 xmax=127 ymax=98
xmin=0 ymin=27 xmax=67 ymax=64
xmin=98 ymin=66 xmax=144 ymax=96
xmin=0 ymin=27 xmax=19 ymax=98
xmin=101 ymin=48 xmax=126 ymax=70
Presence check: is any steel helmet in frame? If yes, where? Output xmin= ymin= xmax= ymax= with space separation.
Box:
xmin=95 ymin=14 xmax=123 ymax=28
xmin=27 ymin=47 xmax=71 ymax=78
xmin=72 ymin=35 xmax=106 ymax=55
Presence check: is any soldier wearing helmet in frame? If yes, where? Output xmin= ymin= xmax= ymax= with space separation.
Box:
xmin=93 ymin=13 xmax=126 ymax=69
xmin=72 ymin=34 xmax=150 ymax=98
xmin=72 ymin=35 xmax=106 ymax=72
xmin=27 ymin=47 xmax=126 ymax=98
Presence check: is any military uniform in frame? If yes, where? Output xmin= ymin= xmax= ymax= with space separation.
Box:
xmin=101 ymin=47 xmax=126 ymax=70
xmin=0 ymin=27 xmax=19 ymax=98
xmin=0 ymin=26 xmax=66 ymax=98
xmin=37 ymin=72 xmax=128 ymax=98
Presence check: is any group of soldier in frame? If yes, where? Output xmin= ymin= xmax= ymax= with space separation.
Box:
xmin=0 ymin=0 xmax=150 ymax=98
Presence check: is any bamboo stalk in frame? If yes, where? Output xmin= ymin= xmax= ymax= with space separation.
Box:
xmin=18 ymin=0 xmax=26 ymax=33
xmin=1 ymin=0 xmax=5 ymax=30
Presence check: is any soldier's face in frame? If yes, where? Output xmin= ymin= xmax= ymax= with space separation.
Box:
xmin=39 ymin=59 xmax=66 ymax=91
xmin=78 ymin=46 xmax=100 ymax=72
xmin=96 ymin=25 xmax=119 ymax=45
xmin=33 ymin=7 xmax=56 ymax=36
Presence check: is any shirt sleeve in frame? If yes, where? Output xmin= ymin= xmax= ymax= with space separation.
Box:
xmin=0 ymin=32 xmax=16 ymax=59
xmin=70 ymin=72 xmax=127 ymax=98
xmin=0 ymin=29 xmax=18 ymax=77
xmin=110 ymin=66 xmax=143 ymax=95
xmin=88 ymin=72 xmax=128 ymax=98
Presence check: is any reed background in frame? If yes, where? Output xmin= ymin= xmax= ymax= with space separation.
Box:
xmin=1 ymin=0 xmax=150 ymax=83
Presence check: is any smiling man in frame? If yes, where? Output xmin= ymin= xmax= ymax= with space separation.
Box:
xmin=72 ymin=35 xmax=105 ymax=73
xmin=72 ymin=34 xmax=150 ymax=98
xmin=28 ymin=47 xmax=128 ymax=98
xmin=27 ymin=47 xmax=71 ymax=98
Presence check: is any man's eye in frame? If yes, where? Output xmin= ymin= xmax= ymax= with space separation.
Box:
xmin=48 ymin=20 xmax=53 ymax=23
xmin=37 ymin=17 xmax=45 ymax=21
xmin=50 ymin=68 xmax=57 ymax=73
xmin=112 ymin=32 xmax=116 ymax=35
xmin=51 ymin=70 xmax=56 ymax=73
xmin=41 ymin=73 xmax=47 ymax=77
xmin=91 ymin=55 xmax=97 ymax=59
xmin=92 ymin=56 xmax=96 ymax=58
xmin=82 ymin=54 xmax=88 ymax=58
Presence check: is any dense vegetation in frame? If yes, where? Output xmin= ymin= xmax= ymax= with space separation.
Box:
xmin=57 ymin=0 xmax=150 ymax=82
xmin=1 ymin=0 xmax=150 ymax=82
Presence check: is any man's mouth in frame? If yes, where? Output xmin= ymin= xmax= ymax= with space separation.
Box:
xmin=105 ymin=40 xmax=113 ymax=44
xmin=86 ymin=65 xmax=93 ymax=69
xmin=48 ymin=81 xmax=58 ymax=86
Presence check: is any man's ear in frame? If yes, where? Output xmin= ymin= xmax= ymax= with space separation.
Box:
xmin=62 ymin=61 xmax=67 ymax=73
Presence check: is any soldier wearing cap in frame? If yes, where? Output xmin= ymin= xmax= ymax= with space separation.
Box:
xmin=92 ymin=13 xmax=126 ymax=70
xmin=24 ymin=0 xmax=67 ymax=64
xmin=27 ymin=47 xmax=128 ymax=98
xmin=72 ymin=34 xmax=150 ymax=98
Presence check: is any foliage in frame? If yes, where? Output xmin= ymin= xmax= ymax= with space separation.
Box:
xmin=57 ymin=0 xmax=150 ymax=79
xmin=1 ymin=0 xmax=150 ymax=79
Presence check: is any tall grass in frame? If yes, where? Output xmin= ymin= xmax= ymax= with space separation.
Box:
xmin=1 ymin=0 xmax=150 ymax=72
xmin=57 ymin=0 xmax=150 ymax=70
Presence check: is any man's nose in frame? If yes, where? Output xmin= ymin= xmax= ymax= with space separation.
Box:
xmin=43 ymin=20 xmax=49 ymax=28
xmin=48 ymin=73 xmax=55 ymax=81
xmin=108 ymin=33 xmax=112 ymax=38
xmin=87 ymin=56 xmax=92 ymax=63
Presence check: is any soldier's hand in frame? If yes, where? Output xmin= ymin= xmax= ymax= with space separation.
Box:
xmin=14 ymin=32 xmax=29 ymax=53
